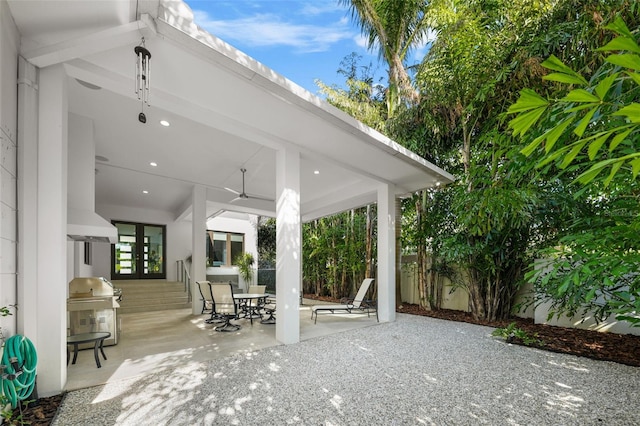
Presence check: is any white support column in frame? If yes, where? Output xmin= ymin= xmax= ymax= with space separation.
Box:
xmin=377 ymin=183 xmax=396 ymax=322
xmin=191 ymin=185 xmax=206 ymax=315
xmin=275 ymin=147 xmax=301 ymax=344
xmin=36 ymin=64 xmax=68 ymax=395
xmin=17 ymin=57 xmax=39 ymax=340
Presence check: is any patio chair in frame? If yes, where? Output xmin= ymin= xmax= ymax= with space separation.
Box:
xmin=196 ymin=280 xmax=213 ymax=315
xmin=210 ymin=282 xmax=241 ymax=332
xmin=310 ymin=278 xmax=377 ymax=324
xmin=204 ymin=281 xmax=231 ymax=324
xmin=242 ymin=285 xmax=266 ymax=323
xmin=260 ymin=296 xmax=276 ymax=324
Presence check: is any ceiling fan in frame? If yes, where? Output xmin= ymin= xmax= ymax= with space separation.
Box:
xmin=225 ymin=168 xmax=274 ymax=203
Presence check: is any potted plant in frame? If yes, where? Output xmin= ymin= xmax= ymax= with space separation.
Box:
xmin=235 ymin=253 xmax=255 ymax=286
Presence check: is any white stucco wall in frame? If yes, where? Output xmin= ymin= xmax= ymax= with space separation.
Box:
xmin=0 ymin=0 xmax=19 ymax=336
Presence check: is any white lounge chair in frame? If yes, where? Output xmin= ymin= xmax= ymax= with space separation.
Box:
xmin=310 ymin=278 xmax=377 ymax=324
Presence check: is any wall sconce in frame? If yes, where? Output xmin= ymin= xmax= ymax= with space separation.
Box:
xmin=134 ymin=38 xmax=151 ymax=123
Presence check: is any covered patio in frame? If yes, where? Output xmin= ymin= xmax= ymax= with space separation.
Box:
xmin=3 ymin=0 xmax=453 ymax=395
xmin=65 ymin=300 xmax=378 ymax=391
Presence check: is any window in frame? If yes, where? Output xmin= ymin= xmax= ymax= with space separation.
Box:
xmin=206 ymin=231 xmax=244 ymax=267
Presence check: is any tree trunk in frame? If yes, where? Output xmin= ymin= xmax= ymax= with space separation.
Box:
xmin=415 ymin=191 xmax=429 ymax=309
xmin=365 ymin=205 xmax=374 ymax=278
xmin=395 ymin=198 xmax=402 ymax=308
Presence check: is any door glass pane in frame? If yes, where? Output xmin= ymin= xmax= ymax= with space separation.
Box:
xmin=115 ymin=223 xmax=137 ymax=275
xmin=230 ymin=234 xmax=244 ymax=265
xmin=145 ymin=225 xmax=164 ymax=274
xmin=212 ymin=232 xmax=226 ymax=266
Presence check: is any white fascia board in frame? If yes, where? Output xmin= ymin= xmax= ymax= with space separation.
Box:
xmin=23 ymin=18 xmax=154 ymax=68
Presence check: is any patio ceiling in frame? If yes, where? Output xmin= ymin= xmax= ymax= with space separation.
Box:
xmin=8 ymin=0 xmax=454 ymax=222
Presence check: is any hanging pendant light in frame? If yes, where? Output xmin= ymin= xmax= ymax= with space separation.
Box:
xmin=134 ymin=38 xmax=151 ymax=123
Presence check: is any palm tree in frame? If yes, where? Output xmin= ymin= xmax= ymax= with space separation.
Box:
xmin=339 ymin=0 xmax=429 ymax=116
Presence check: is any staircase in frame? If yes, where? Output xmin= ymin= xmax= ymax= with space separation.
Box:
xmin=115 ymin=280 xmax=191 ymax=314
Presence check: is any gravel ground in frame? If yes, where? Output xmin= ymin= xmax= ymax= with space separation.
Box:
xmin=53 ymin=314 xmax=640 ymax=425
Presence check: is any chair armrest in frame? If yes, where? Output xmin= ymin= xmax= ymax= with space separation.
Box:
xmin=361 ymin=299 xmax=377 ymax=309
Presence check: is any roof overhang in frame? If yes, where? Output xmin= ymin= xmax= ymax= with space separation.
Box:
xmin=7 ymin=0 xmax=454 ymax=223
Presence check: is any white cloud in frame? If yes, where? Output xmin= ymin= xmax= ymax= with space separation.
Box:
xmin=299 ymin=2 xmax=344 ymax=16
xmin=192 ymin=10 xmax=353 ymax=53
xmin=413 ymin=28 xmax=438 ymax=61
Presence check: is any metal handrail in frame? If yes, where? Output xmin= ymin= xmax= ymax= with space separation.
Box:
xmin=176 ymin=260 xmax=192 ymax=302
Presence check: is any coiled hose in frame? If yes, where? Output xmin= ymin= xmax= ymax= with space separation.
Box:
xmin=1 ymin=335 xmax=37 ymax=408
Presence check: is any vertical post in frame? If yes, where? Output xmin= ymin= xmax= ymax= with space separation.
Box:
xmin=17 ymin=57 xmax=39 ymax=340
xmin=191 ymin=185 xmax=206 ymax=314
xmin=377 ymin=183 xmax=396 ymax=322
xmin=36 ymin=64 xmax=68 ymax=394
xmin=275 ymin=147 xmax=301 ymax=344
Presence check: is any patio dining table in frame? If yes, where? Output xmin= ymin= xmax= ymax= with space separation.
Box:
xmin=233 ymin=293 xmax=271 ymax=325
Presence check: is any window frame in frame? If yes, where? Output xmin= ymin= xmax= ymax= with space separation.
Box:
xmin=206 ymin=230 xmax=245 ymax=267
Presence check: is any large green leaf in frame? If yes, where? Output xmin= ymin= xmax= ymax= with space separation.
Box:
xmin=631 ymin=158 xmax=640 ymax=178
xmin=541 ymin=55 xmax=588 ymax=85
xmin=597 ymin=37 xmax=640 ymax=54
xmin=543 ymin=73 xmax=589 ymax=85
xmin=506 ymin=89 xmax=548 ymax=114
xmin=509 ymin=107 xmax=547 ymax=137
xmin=559 ymin=139 xmax=587 ymax=169
xmin=576 ymin=164 xmax=606 ymax=184
xmin=573 ymin=107 xmax=598 ymax=137
xmin=594 ymin=73 xmax=619 ymax=100
xmin=587 ymin=132 xmax=611 ymax=160
xmin=612 ymin=103 xmax=640 ymax=123
xmin=544 ymin=117 xmax=574 ymax=154
xmin=560 ymin=89 xmax=600 ymax=103
xmin=605 ymin=160 xmax=622 ymax=186
xmin=606 ymin=53 xmax=640 ymax=71
xmin=627 ymin=71 xmax=640 ymax=86
xmin=603 ymin=16 xmax=633 ymax=39
xmin=520 ymin=117 xmax=574 ymax=156
xmin=609 ymin=127 xmax=633 ymax=151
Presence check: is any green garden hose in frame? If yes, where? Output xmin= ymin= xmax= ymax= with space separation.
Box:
xmin=1 ymin=335 xmax=37 ymax=408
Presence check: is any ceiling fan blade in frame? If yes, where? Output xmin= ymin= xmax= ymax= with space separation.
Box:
xmin=226 ymin=168 xmax=273 ymax=203
xmin=247 ymin=194 xmax=274 ymax=202
xmin=224 ymin=187 xmax=241 ymax=196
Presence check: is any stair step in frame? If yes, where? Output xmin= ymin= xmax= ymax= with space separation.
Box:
xmin=113 ymin=280 xmax=191 ymax=314
xmin=119 ymin=302 xmax=192 ymax=314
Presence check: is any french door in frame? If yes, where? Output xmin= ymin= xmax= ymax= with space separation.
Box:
xmin=112 ymin=221 xmax=166 ymax=279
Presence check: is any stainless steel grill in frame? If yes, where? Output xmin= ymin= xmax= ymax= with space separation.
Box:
xmin=67 ymin=277 xmax=121 ymax=348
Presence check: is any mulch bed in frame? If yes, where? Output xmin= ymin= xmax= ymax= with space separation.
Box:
xmin=397 ymin=303 xmax=640 ymax=368
xmin=17 ymin=299 xmax=640 ymax=425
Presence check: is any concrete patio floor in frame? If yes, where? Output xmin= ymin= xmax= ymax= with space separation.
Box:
xmin=65 ymin=299 xmax=379 ymax=391
xmin=56 ymin=312 xmax=640 ymax=425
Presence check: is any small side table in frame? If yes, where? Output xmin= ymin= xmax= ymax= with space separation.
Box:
xmin=67 ymin=332 xmax=111 ymax=368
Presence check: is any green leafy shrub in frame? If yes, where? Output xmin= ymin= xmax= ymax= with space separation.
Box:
xmin=492 ymin=322 xmax=544 ymax=347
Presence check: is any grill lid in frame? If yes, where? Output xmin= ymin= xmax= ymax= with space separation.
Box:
xmin=69 ymin=277 xmax=117 ymax=297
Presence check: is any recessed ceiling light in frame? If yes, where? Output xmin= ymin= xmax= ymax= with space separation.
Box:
xmin=142 ymin=190 xmax=149 ymax=194
xmin=150 ymin=162 xmax=158 ymax=167
xmin=160 ymin=120 xmax=170 ymax=127
xmin=314 ymin=170 xmax=320 ymax=175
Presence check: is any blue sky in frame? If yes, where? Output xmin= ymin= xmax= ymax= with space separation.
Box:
xmin=183 ymin=0 xmax=427 ymax=95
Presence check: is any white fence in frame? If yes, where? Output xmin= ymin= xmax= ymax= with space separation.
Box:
xmin=400 ymin=256 xmax=640 ymax=336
